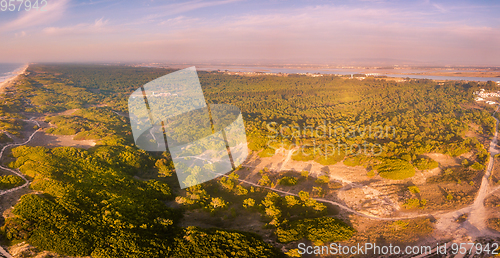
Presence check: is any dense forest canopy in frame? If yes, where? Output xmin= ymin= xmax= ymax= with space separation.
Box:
xmin=0 ymin=64 xmax=496 ymax=257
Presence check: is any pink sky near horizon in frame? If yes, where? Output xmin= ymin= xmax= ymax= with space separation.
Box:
xmin=0 ymin=0 xmax=499 ymax=66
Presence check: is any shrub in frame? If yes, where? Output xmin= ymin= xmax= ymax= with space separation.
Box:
xmin=375 ymin=158 xmax=415 ymax=180
xmin=285 ymin=249 xmax=301 ymax=257
xmin=171 ymin=227 xmax=284 ymax=257
xmin=315 ymin=152 xmax=345 ymax=165
xmin=414 ymin=157 xmax=439 ymax=170
xmin=278 ymin=176 xmax=298 ymax=186
xmin=0 ymin=133 xmax=13 ymax=143
xmin=258 ymin=148 xmax=276 ymax=157
xmin=284 ymin=196 xmax=300 ymax=207
xmin=259 ymin=175 xmax=272 ymax=186
xmin=471 ymin=162 xmax=485 ymax=170
xmin=0 ymin=175 xmax=24 ymax=189
xmin=343 ymin=155 xmax=370 ymax=167
xmin=403 ymin=198 xmax=426 ymax=209
xmin=315 ymin=175 xmax=330 ymax=184
xmin=235 ymin=185 xmax=249 ymax=195
xmin=427 ymin=166 xmax=478 ymax=184
xmin=207 ymin=197 xmax=227 ymax=212
xmin=408 ymin=186 xmax=420 ymax=194
xmin=276 ymin=217 xmax=354 ymax=245
xmin=312 ymin=186 xmax=324 ymax=197
xmin=243 ymin=198 xmax=255 ymax=208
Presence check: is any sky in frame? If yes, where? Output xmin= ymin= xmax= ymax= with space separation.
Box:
xmin=0 ymin=0 xmax=499 ymax=66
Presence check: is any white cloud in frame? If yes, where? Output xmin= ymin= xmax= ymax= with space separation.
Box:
xmin=15 ymin=31 xmax=26 ymax=37
xmin=432 ymin=3 xmax=448 ymax=13
xmin=0 ymin=1 xmax=498 ymax=65
xmin=0 ymin=0 xmax=70 ymax=32
xmin=43 ymin=18 xmax=111 ymax=36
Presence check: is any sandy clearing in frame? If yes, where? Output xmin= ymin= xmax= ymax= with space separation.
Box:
xmin=27 ymin=131 xmax=96 ymax=150
xmin=422 ymin=152 xmax=473 ymax=167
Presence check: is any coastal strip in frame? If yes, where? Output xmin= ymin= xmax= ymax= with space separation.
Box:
xmin=0 ymin=64 xmax=29 ymax=92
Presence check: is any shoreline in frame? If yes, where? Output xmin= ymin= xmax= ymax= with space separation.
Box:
xmin=0 ymin=64 xmax=29 ymax=92
xmin=394 ymin=71 xmax=500 ymax=78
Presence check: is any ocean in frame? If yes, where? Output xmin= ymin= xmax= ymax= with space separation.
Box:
xmin=0 ymin=63 xmax=25 ymax=83
xmin=198 ymin=66 xmax=500 ymax=82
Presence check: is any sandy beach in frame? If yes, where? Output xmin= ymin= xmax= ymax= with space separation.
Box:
xmin=0 ymin=64 xmax=28 ymax=92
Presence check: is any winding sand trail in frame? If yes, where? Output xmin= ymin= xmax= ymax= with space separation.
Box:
xmin=222 ymin=104 xmax=500 ymax=245
xmin=0 ymin=118 xmax=41 ymax=258
xmin=0 ymin=103 xmax=495 ymax=257
xmin=432 ymin=105 xmax=500 ymax=245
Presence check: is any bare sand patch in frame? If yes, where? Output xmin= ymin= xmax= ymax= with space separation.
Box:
xmin=242 ymin=150 xmax=405 ymax=216
xmin=422 ymin=152 xmax=473 ymax=167
xmin=27 ymin=131 xmax=96 ymax=149
xmin=412 ymin=167 xmax=441 ymax=185
xmin=46 ymin=108 xmax=79 ymax=116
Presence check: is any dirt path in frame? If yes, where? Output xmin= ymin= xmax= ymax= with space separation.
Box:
xmin=219 ymin=171 xmax=432 ymax=221
xmin=0 ymin=105 xmax=496 ymax=256
xmin=279 ymin=147 xmax=297 ymax=171
xmin=0 ymin=118 xmax=41 ymax=258
xmin=227 ymin=104 xmax=500 ymax=242
xmin=433 ymin=105 xmax=500 ymax=242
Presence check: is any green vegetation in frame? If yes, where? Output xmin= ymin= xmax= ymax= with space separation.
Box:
xmin=343 ymin=155 xmax=371 ymax=167
xmin=471 ymin=162 xmax=485 ymax=170
xmin=408 ymin=185 xmax=420 ymax=194
xmin=359 ymin=218 xmax=434 ymax=244
xmin=315 ymin=152 xmax=345 ymax=165
xmin=45 ymin=107 xmax=132 ymax=145
xmin=4 ymin=145 xmax=282 ymax=257
xmin=403 ymin=198 xmax=427 ymax=209
xmin=291 ymin=148 xmax=315 ymax=161
xmin=414 ymin=157 xmax=439 ymax=170
xmin=0 ymin=133 xmax=13 ymax=143
xmin=260 ymin=191 xmax=327 ymax=228
xmin=278 ymin=176 xmax=298 ymax=186
xmin=207 ymin=74 xmax=495 ymax=168
xmin=1 ymin=64 xmax=496 ymax=256
xmin=259 ymin=175 xmax=272 ymax=187
xmin=375 ymin=158 xmax=415 ymax=180
xmin=0 ymin=175 xmax=24 ymax=189
xmin=315 ymin=175 xmax=330 ymax=184
xmin=243 ymin=198 xmax=255 ymax=208
xmin=312 ymin=186 xmax=324 ymax=197
xmin=5 ymin=145 xmax=176 ymax=257
xmin=427 ymin=166 xmax=481 ymax=184
xmin=275 ymin=217 xmax=354 ymax=245
xmin=487 ymin=218 xmax=500 ymax=232
xmin=285 ymin=249 xmax=301 ymax=257
xmin=171 ymin=227 xmax=283 ymax=258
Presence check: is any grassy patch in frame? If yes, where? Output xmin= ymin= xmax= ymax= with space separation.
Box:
xmin=414 ymin=157 xmax=439 ymax=170
xmin=427 ymin=166 xmax=481 ymax=184
xmin=375 ymin=158 xmax=415 ymax=180
xmin=278 ymin=176 xmax=298 ymax=186
xmin=275 ymin=217 xmax=354 ymax=245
